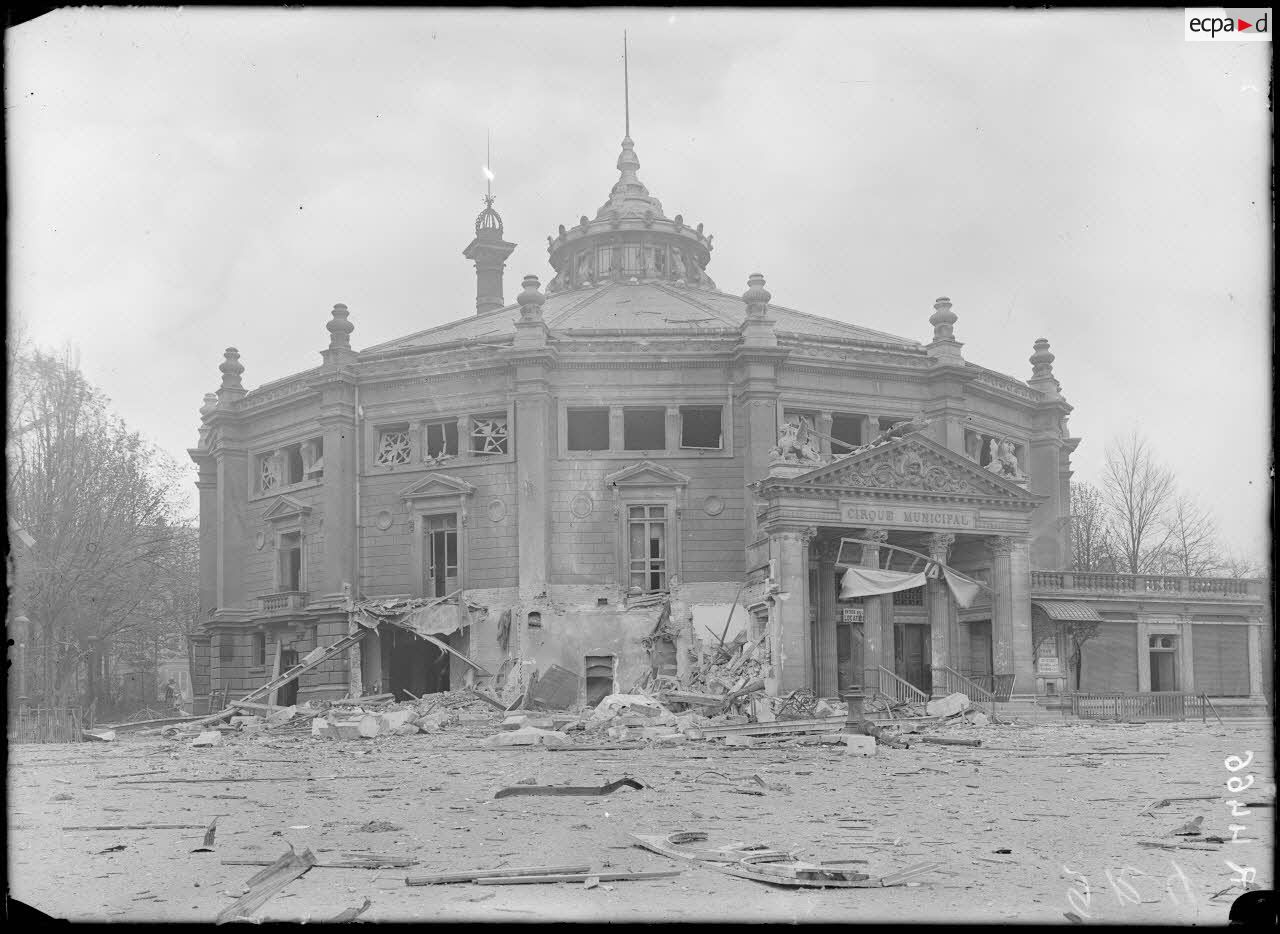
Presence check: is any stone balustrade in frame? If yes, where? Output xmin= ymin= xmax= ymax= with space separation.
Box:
xmin=258 ymin=591 xmax=309 ymax=613
xmin=1030 ymin=571 xmax=1263 ymax=599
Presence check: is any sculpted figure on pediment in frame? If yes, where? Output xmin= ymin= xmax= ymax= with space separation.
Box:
xmin=770 ymin=415 xmax=822 ymax=465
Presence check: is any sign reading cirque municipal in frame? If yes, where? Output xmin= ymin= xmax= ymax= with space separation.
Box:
xmin=840 ymin=501 xmax=976 ymax=530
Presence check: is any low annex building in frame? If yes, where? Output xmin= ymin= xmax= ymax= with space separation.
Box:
xmin=188 ymin=131 xmax=1269 ymax=715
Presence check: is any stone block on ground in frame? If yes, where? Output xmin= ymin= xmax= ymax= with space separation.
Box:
xmin=484 ymin=726 xmax=571 ymax=748
xmin=723 ymin=735 xmax=757 ymax=747
xmin=843 ymin=735 xmax=876 ymax=756
xmin=965 ymin=711 xmax=990 ymax=727
xmin=358 ymin=715 xmax=382 ymax=738
xmin=378 ymin=710 xmax=414 ymax=732
xmin=925 ymin=693 xmax=970 ymax=718
xmin=191 ymin=731 xmax=222 ymax=747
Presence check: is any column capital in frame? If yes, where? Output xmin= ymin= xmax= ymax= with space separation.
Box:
xmin=989 ymin=535 xmax=1017 ymax=557
xmin=927 ymin=532 xmax=955 ymax=561
xmin=863 ymin=528 xmax=890 ymax=545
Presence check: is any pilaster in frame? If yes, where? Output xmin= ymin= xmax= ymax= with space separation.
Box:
xmin=860 ymin=529 xmax=890 ymax=691
xmin=927 ymin=532 xmax=956 ymax=697
xmin=815 ymin=538 xmax=840 ymax=697
xmin=770 ymin=526 xmax=814 ymax=692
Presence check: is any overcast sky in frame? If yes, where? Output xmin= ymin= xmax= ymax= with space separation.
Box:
xmin=7 ymin=8 xmax=1271 ymax=562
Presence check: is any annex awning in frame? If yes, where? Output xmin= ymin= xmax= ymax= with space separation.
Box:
xmin=1032 ymin=600 xmax=1103 ymax=622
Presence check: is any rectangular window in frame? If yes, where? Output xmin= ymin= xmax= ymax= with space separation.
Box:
xmin=893 ymin=586 xmax=924 ymax=606
xmin=284 ymin=445 xmax=305 ymax=485
xmin=679 ymin=405 xmax=723 ymax=449
xmin=300 ymin=437 xmax=324 ymax=478
xmin=219 ymin=637 xmax=234 ymax=663
xmin=279 ymin=532 xmax=302 ymax=591
xmin=628 ymin=505 xmax=667 ymax=594
xmin=252 ymin=632 xmax=267 ymax=667
xmin=376 ymin=426 xmax=413 ymax=466
xmin=259 ymin=453 xmax=281 ymax=493
xmin=595 ymin=245 xmax=614 ymax=278
xmin=567 ymin=408 xmax=610 ymax=451
xmin=620 ymin=244 xmax=643 ymax=276
xmin=831 ymin=413 xmax=862 ymax=452
xmin=470 ymin=414 xmax=509 ymax=455
xmin=425 ymin=419 xmax=459 ymax=459
xmin=424 ymin=514 xmax=459 ymax=598
xmin=623 ymin=407 xmax=665 ymax=450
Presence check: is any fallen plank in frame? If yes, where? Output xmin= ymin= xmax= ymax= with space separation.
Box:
xmin=192 ymin=817 xmax=219 ymax=853
xmin=327 ymin=898 xmax=372 ymax=922
xmin=919 ymin=736 xmax=982 ymax=748
xmin=62 ymin=823 xmax=209 ymax=831
xmin=118 ymin=775 xmax=381 ymax=785
xmin=226 ymin=858 xmax=418 ymax=869
xmin=631 ymin=831 xmax=786 ymax=864
xmin=469 ymin=688 xmax=509 ymax=712
xmin=695 ymin=716 xmax=846 ymax=739
xmin=493 ymin=777 xmax=645 ymax=799
xmin=95 ymin=714 xmax=206 ymax=733
xmin=216 ymin=846 xmax=317 ymax=925
xmin=417 ymin=632 xmax=491 ymax=676
xmin=406 ymin=863 xmax=592 ymax=885
xmin=544 ymin=744 xmax=647 ymax=752
xmin=719 ymin=854 xmax=942 ymax=888
xmin=475 ymin=870 xmax=682 ymax=885
xmin=230 ymin=701 xmax=292 ymax=713
xmin=659 ymin=691 xmax=726 ymax=708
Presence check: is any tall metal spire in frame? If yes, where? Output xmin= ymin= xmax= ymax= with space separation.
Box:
xmin=623 ymin=30 xmax=630 ymax=138
xmin=485 ymin=130 xmax=493 ymax=204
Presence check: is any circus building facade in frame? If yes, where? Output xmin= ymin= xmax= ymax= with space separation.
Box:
xmin=188 ymin=131 xmax=1269 ymax=718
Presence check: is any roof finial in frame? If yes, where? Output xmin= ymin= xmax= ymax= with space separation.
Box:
xmin=485 ymin=129 xmax=492 ymax=202
xmin=623 ymin=30 xmax=630 ymax=139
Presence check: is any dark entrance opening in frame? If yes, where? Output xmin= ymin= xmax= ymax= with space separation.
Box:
xmin=277 ymin=649 xmax=299 ymax=707
xmin=966 ymin=620 xmax=994 ymax=685
xmin=585 ymin=655 xmax=616 ymax=706
xmin=382 ymin=626 xmax=449 ymax=701
xmin=895 ymin=623 xmax=931 ymax=695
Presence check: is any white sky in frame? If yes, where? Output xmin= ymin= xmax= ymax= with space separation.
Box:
xmin=7 ymin=8 xmax=1272 ymax=562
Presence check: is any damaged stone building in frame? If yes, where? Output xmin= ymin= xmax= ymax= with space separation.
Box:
xmin=188 ymin=131 xmax=1270 ymax=717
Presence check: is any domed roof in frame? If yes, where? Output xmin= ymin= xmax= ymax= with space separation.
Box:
xmin=474 ymin=193 xmax=503 ymax=239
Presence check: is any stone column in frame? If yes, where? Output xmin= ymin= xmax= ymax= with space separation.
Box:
xmin=773 ymin=527 xmax=814 ymax=691
xmin=815 ymin=539 xmax=841 ymax=697
xmin=1135 ymin=620 xmax=1151 ymax=692
xmin=1010 ymin=537 xmax=1035 ymax=695
xmin=1247 ymin=624 xmax=1263 ymax=697
xmin=1178 ymin=620 xmax=1195 ymax=694
xmin=816 ymin=412 xmax=833 ymax=459
xmin=990 ymin=536 xmax=1016 ymax=680
xmin=860 ymin=529 xmax=889 ymax=693
xmin=927 ymin=533 xmax=955 ymax=697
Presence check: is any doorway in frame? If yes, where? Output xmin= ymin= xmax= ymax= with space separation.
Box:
xmin=967 ymin=621 xmax=994 ymax=686
xmin=277 ymin=649 xmax=299 ymax=707
xmin=895 ymin=623 xmax=931 ymax=695
xmin=382 ymin=626 xmax=449 ymax=701
xmin=1149 ymin=635 xmax=1178 ymax=692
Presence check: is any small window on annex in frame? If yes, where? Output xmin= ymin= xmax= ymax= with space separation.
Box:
xmin=830 ymin=413 xmax=863 ymax=452
xmin=623 ymin=408 xmax=665 ymax=451
xmin=252 ymin=632 xmax=267 ymax=667
xmin=376 ymin=426 xmax=413 ymax=466
xmin=567 ymin=408 xmax=610 ymax=451
xmin=679 ymin=406 xmax=722 ymax=450
xmin=425 ymin=419 xmax=458 ymax=459
xmin=470 ymin=414 xmax=509 ymax=455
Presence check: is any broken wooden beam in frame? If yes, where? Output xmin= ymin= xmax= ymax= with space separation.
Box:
xmin=919 ymin=736 xmax=982 ymax=748
xmin=226 ymin=858 xmax=418 ymax=869
xmin=469 ymin=688 xmax=509 ymax=711
xmin=406 ymin=863 xmax=593 ymax=885
xmin=62 ymin=823 xmax=209 ymax=831
xmin=216 ymin=846 xmax=317 ymax=925
xmin=493 ymin=777 xmax=645 ymax=799
xmin=474 ymin=870 xmax=683 ymax=885
xmin=693 ymin=715 xmax=846 ymax=739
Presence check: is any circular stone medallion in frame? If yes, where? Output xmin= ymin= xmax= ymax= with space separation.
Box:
xmin=375 ymin=510 xmax=394 ymax=531
xmin=570 ymin=493 xmax=594 ymax=519
xmin=487 ymin=499 xmax=507 ymax=522
xmin=703 ymin=495 xmax=725 ymax=516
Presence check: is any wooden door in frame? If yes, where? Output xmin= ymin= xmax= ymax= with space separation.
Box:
xmin=277 ymin=650 xmax=299 ymax=707
xmin=968 ymin=622 xmax=993 ymax=680
xmin=898 ymin=624 xmax=931 ymax=695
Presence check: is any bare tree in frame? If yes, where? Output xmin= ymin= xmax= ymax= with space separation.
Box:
xmin=1218 ymin=552 xmax=1265 ymax=579
xmin=1155 ymin=491 xmax=1223 ymax=577
xmin=1069 ymin=482 xmax=1118 ymax=572
xmin=7 ymin=347 xmax=193 ymax=709
xmin=1100 ymin=432 xmax=1176 ymax=575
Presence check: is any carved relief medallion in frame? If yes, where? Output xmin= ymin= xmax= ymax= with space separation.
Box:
xmin=702 ymin=495 xmax=725 ymax=516
xmin=487 ymin=499 xmax=507 ymax=523
xmin=375 ymin=510 xmax=394 ymax=531
xmin=570 ymin=493 xmax=594 ymax=519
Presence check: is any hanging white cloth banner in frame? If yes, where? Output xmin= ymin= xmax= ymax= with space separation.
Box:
xmin=839 ymin=564 xmax=984 ymax=609
xmin=839 ymin=566 xmax=930 ymax=599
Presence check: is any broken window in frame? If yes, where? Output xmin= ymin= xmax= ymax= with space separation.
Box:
xmin=567 ymin=408 xmax=610 ymax=451
xmin=585 ymin=655 xmax=615 ymax=706
xmin=299 ymin=438 xmax=324 ymax=478
xmin=623 ymin=407 xmax=665 ymax=450
xmin=628 ymin=505 xmax=668 ymax=594
xmin=279 ymin=532 xmax=302 ymax=591
xmin=830 ymin=413 xmax=862 ymax=452
xmin=259 ymin=453 xmax=281 ymax=493
xmin=376 ymin=426 xmax=413 ymax=466
xmin=424 ymin=514 xmax=458 ymax=598
xmin=252 ymin=631 xmax=266 ymax=667
xmin=424 ymin=419 xmax=458 ymax=459
xmin=679 ymin=406 xmax=723 ymax=449
xmin=470 ymin=414 xmax=508 ymax=455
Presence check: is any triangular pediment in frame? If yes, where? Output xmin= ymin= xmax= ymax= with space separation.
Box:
xmin=262 ymin=495 xmax=313 ymax=523
xmin=777 ymin=435 xmax=1044 ymax=504
xmin=399 ymin=473 xmax=477 ymax=501
xmin=605 ymin=461 xmax=691 ymax=488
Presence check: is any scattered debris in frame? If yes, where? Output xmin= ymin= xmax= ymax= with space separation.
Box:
xmin=191 ymin=731 xmax=223 ymax=748
xmin=358 ymin=820 xmax=402 ymax=833
xmin=95 ymin=844 xmax=128 ymax=854
xmin=1169 ymin=816 xmax=1204 ymax=836
xmin=719 ymin=853 xmax=942 ymax=889
xmin=192 ymin=817 xmax=219 ymax=853
xmin=493 ymin=777 xmax=645 ymax=799
xmin=82 ymin=729 xmax=117 ymax=742
xmin=406 ymin=864 xmax=593 ymax=886
xmin=484 ymin=726 xmax=570 ymax=748
xmin=63 ymin=823 xmax=209 ymax=831
xmin=326 ymin=898 xmax=372 ymax=922
xmin=924 ymin=693 xmax=970 ymax=719
xmin=215 ymin=845 xmax=317 ymax=925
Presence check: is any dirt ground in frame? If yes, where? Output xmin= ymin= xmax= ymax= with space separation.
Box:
xmin=8 ymin=717 xmax=1274 ymax=923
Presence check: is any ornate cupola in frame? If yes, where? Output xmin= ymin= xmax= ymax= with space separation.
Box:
xmin=462 ymin=148 xmax=517 ymax=315
xmin=543 ymin=39 xmax=715 ymax=294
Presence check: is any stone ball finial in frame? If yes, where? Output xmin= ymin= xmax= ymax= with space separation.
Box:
xmin=327 ymin=303 xmax=354 ymax=350
xmin=1030 ymin=337 xmax=1055 ymax=378
xmin=516 ymin=274 xmax=546 ymax=320
xmin=743 ymin=273 xmax=771 ymax=317
xmin=219 ymin=347 xmax=244 ymax=389
xmin=929 ymin=296 xmax=957 ymax=341
xmin=673 ymin=214 xmax=684 ymax=231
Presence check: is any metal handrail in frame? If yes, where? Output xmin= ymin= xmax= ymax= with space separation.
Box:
xmin=876 ymin=666 xmax=930 ymax=705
